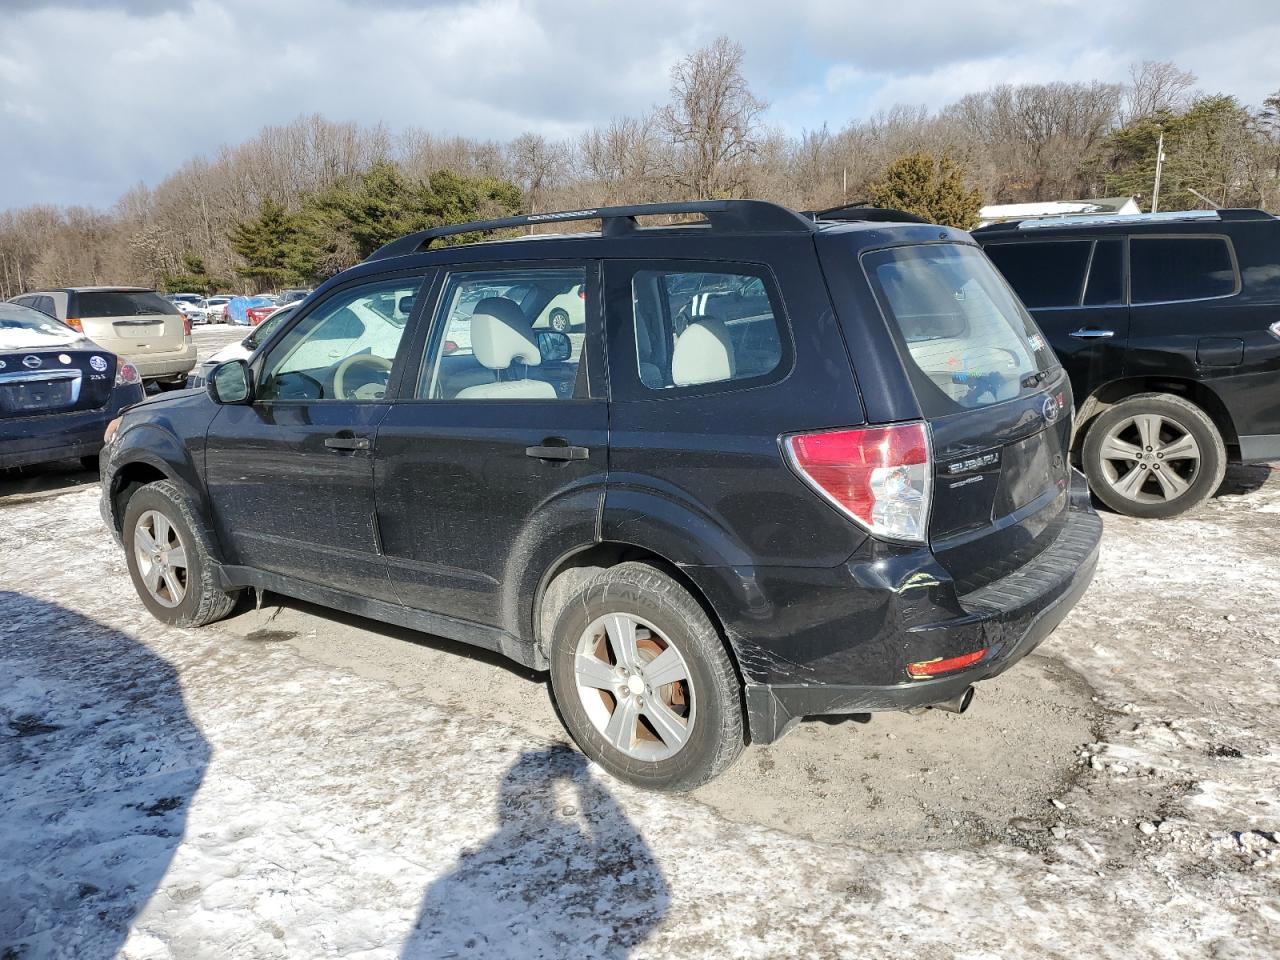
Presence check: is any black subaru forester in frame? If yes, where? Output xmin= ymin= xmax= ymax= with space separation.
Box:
xmin=100 ymin=200 xmax=1101 ymax=791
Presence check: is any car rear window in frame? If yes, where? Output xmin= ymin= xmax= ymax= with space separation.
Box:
xmin=984 ymin=241 xmax=1092 ymax=309
xmin=77 ymin=291 xmax=180 ymax=318
xmin=1130 ymin=236 xmax=1237 ymax=303
xmin=863 ymin=243 xmax=1057 ymax=417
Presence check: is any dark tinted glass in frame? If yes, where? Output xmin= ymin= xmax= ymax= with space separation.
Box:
xmin=78 ymin=291 xmax=180 ymax=318
xmin=984 ymin=241 xmax=1091 ymax=308
xmin=1130 ymin=237 xmax=1236 ymax=303
xmin=1083 ymin=239 xmax=1124 ymax=306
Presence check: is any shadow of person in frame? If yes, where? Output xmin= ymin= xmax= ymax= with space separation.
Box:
xmin=402 ymin=746 xmax=669 ymax=959
xmin=0 ymin=591 xmax=208 ymax=957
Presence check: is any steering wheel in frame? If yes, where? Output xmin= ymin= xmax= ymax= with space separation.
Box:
xmin=333 ymin=354 xmax=393 ymax=400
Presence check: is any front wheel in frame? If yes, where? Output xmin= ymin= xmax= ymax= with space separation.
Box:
xmin=1081 ymin=393 xmax=1226 ymax=519
xmin=548 ymin=308 xmax=570 ymax=333
xmin=547 ymin=562 xmax=744 ymax=792
xmin=123 ymin=480 xmax=240 ymax=626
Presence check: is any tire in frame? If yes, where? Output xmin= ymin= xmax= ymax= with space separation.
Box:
xmin=122 ymin=479 xmax=240 ymax=627
xmin=1082 ymin=392 xmax=1226 ymax=519
xmin=547 ymin=562 xmax=744 ymax=792
xmin=548 ymin=308 xmax=570 ymax=333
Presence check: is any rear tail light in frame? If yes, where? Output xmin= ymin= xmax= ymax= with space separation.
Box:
xmin=907 ymin=647 xmax=988 ymax=679
xmin=115 ymin=361 xmax=141 ymax=387
xmin=784 ymin=422 xmax=932 ymax=543
xmin=182 ymin=316 xmax=192 ymax=337
xmin=443 ymin=340 xmax=459 ymax=355
xmin=66 ymin=318 xmax=83 ymax=332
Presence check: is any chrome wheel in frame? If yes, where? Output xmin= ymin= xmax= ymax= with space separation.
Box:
xmin=574 ymin=613 xmax=695 ymax=762
xmin=1097 ymin=413 xmax=1201 ymax=504
xmin=133 ymin=510 xmax=188 ymax=608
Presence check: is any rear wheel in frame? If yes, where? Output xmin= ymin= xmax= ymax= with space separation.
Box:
xmin=1082 ymin=393 xmax=1225 ymax=519
xmin=123 ymin=480 xmax=240 ymax=626
xmin=547 ymin=562 xmax=744 ymax=792
xmin=548 ymin=308 xmax=570 ymax=333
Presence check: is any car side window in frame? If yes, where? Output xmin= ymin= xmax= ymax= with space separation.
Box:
xmin=630 ymin=266 xmax=783 ymax=390
xmin=257 ymin=276 xmax=424 ymax=402
xmin=1083 ymin=239 xmax=1124 ymax=306
xmin=1130 ymin=237 xmax=1237 ymax=304
xmin=416 ymin=267 xmax=588 ymax=401
xmin=983 ymin=241 xmax=1092 ymax=309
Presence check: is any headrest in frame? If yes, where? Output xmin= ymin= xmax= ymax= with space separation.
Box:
xmin=671 ymin=317 xmax=735 ymax=386
xmin=469 ymin=298 xmax=541 ymax=370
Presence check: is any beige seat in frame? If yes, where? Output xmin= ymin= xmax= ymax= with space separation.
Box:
xmin=455 ymin=298 xmax=556 ymax=400
xmin=671 ymin=317 xmax=736 ymax=386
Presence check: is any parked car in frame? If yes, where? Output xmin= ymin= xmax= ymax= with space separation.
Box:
xmin=0 ymin=300 xmax=144 ymax=470
xmin=168 ymin=295 xmax=209 ymax=325
xmin=187 ymin=305 xmax=296 ymax=387
xmin=203 ymin=296 xmax=233 ymax=322
xmin=246 ymin=303 xmax=277 ymax=326
xmin=975 ymin=208 xmax=1280 ymax=518
xmin=534 ymin=283 xmax=584 ymax=332
xmin=99 ymin=200 xmax=1101 ymax=791
xmin=225 ymin=295 xmax=274 ymax=326
xmin=9 ymin=287 xmax=196 ymax=389
xmin=276 ymin=288 xmax=312 ymax=306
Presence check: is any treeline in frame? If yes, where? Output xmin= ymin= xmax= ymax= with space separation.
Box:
xmin=0 ymin=39 xmax=1277 ymax=297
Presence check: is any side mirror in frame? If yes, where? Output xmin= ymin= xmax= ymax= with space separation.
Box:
xmin=536 ymin=330 xmax=572 ymax=363
xmin=207 ymin=359 xmax=254 ymax=405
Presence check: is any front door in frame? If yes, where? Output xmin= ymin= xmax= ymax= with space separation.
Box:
xmin=204 ymin=273 xmax=428 ymax=602
xmin=374 ymin=262 xmax=609 ymax=632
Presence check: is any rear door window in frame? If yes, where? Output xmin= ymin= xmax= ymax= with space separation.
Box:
xmin=863 ymin=243 xmax=1057 ymax=416
xmin=1130 ymin=237 xmax=1237 ymax=303
xmin=1083 ymin=239 xmax=1125 ymax=306
xmin=77 ymin=291 xmax=180 ymax=317
xmin=984 ymin=241 xmax=1092 ymax=308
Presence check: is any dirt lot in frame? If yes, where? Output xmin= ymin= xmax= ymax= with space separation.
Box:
xmin=1 ymin=462 xmax=1277 ymax=958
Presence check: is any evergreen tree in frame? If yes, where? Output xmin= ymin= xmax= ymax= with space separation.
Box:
xmin=230 ymin=198 xmax=307 ymax=290
xmin=866 ymin=153 xmax=984 ymax=229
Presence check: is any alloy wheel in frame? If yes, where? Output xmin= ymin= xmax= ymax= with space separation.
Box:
xmin=573 ymin=612 xmax=696 ymax=761
xmin=1096 ymin=413 xmax=1201 ymax=504
xmin=133 ymin=510 xmax=189 ymax=608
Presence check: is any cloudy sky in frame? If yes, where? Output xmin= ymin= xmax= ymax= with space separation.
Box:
xmin=2 ymin=0 xmax=1279 ymax=211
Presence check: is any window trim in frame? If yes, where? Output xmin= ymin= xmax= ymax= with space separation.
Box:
xmin=604 ymin=258 xmax=795 ymax=404
xmin=1126 ymin=233 xmax=1241 ymax=306
xmin=405 ymin=259 xmax=603 ymax=404
xmin=249 ymin=268 xmax=432 ymax=405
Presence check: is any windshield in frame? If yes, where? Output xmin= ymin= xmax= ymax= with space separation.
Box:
xmin=0 ymin=302 xmax=81 ymax=348
xmin=862 ymin=243 xmax=1057 ymax=416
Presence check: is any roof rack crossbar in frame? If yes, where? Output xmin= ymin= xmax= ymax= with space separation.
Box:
xmin=808 ymin=204 xmax=931 ymax=225
xmin=366 ymin=199 xmax=814 ymax=261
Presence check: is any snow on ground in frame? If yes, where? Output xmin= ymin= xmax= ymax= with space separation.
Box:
xmin=1 ymin=470 xmax=1278 ymax=959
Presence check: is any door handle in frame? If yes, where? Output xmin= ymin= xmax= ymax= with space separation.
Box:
xmin=325 ymin=435 xmax=371 ymax=451
xmin=1069 ymin=328 xmax=1115 ymax=339
xmin=525 ymin=441 xmax=590 ymax=461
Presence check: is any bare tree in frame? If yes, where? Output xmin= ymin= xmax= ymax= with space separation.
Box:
xmin=1124 ymin=60 xmax=1197 ymax=122
xmin=660 ymin=36 xmax=766 ymax=198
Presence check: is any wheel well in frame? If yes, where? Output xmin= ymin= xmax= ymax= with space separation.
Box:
xmin=1076 ymin=377 xmax=1237 ymax=451
xmin=109 ymin=462 xmax=169 ymax=535
xmin=535 ymin=542 xmax=748 ymax=697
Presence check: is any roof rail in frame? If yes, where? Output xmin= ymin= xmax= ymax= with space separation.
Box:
xmin=974 ymin=207 xmax=1277 ymax=234
xmin=808 ymin=204 xmax=931 ymax=225
xmin=365 ymin=199 xmax=815 ymax=261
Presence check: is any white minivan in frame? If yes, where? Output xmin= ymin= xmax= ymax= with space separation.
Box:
xmin=9 ymin=287 xmax=197 ymax=388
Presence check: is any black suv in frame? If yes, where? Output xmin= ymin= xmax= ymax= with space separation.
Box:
xmin=975 ymin=209 xmax=1280 ymax=518
xmin=100 ymin=201 xmax=1101 ymax=791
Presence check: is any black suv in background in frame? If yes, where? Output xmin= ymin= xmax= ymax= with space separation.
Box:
xmin=976 ymin=209 xmax=1280 ymax=518
xmin=99 ymin=201 xmax=1101 ymax=791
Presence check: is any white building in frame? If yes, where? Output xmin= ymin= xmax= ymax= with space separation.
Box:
xmin=977 ymin=196 xmax=1141 ymax=227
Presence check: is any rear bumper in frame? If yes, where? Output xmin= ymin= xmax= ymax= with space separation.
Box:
xmin=0 ymin=384 xmax=144 ymax=469
xmin=130 ymin=343 xmax=198 ymax=380
xmin=721 ymin=471 xmax=1102 ymax=743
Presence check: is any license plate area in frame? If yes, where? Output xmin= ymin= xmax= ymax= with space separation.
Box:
xmin=0 ymin=373 xmax=81 ymax=415
xmin=995 ymin=429 xmax=1066 ymax=514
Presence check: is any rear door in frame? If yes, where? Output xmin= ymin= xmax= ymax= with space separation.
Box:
xmin=71 ymin=289 xmax=187 ymax=358
xmin=982 ymin=237 xmax=1129 ymax=402
xmin=859 ymin=242 xmax=1073 ymax=594
xmin=374 ymin=262 xmax=608 ymax=630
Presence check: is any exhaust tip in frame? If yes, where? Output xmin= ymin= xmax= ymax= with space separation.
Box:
xmin=931 ymin=685 xmax=975 ymax=715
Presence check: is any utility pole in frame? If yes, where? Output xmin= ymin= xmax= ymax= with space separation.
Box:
xmin=1151 ymin=129 xmax=1166 ymax=213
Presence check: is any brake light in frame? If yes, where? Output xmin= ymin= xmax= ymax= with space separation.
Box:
xmin=907 ymin=647 xmax=988 ymax=679
xmin=115 ymin=361 xmax=141 ymax=387
xmin=578 ymin=289 xmax=586 ymax=299
xmin=66 ymin=318 xmax=82 ymax=332
xmin=182 ymin=315 xmax=192 ymax=337
xmin=443 ymin=340 xmax=459 ymax=355
xmin=784 ymin=422 xmax=932 ymax=542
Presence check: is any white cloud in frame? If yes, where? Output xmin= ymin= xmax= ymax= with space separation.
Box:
xmin=1 ymin=0 xmax=1278 ymax=209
